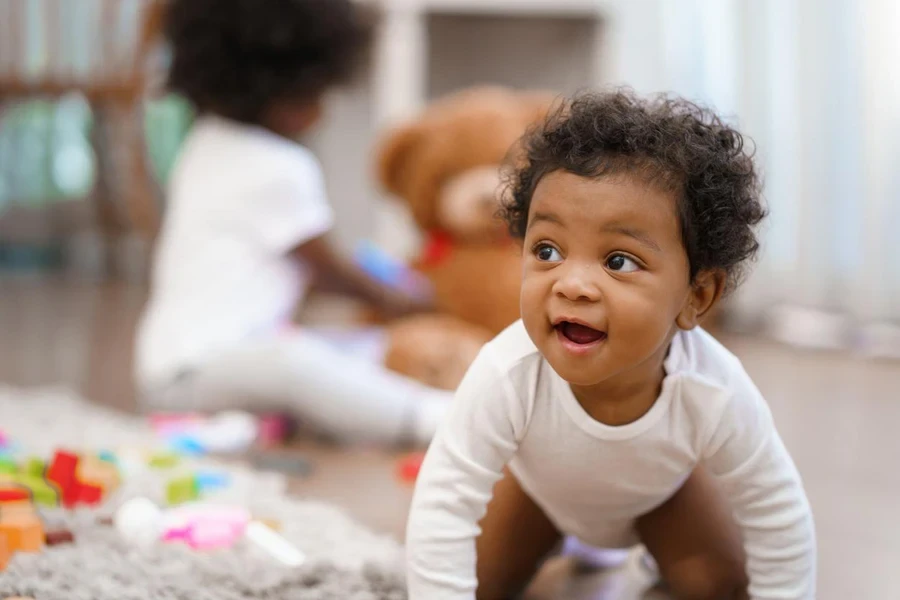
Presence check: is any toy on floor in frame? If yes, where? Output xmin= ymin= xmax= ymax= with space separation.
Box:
xmin=0 ymin=449 xmax=120 ymax=509
xmin=114 ymin=497 xmax=305 ymax=564
xmin=151 ymin=411 xmax=295 ymax=455
xmin=0 ymin=500 xmax=44 ymax=570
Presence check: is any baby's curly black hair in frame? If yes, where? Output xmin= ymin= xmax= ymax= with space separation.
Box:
xmin=502 ymin=89 xmax=766 ymax=292
xmin=164 ymin=0 xmax=372 ymax=124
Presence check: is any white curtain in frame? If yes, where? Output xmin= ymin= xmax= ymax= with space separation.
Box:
xmin=607 ymin=0 xmax=900 ymax=356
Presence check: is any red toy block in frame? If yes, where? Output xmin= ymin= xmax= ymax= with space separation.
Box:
xmin=0 ymin=487 xmax=29 ymax=503
xmin=78 ymin=483 xmax=103 ymax=506
xmin=46 ymin=450 xmax=79 ymax=501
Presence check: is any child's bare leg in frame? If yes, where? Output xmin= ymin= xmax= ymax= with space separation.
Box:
xmin=636 ymin=467 xmax=749 ymax=600
xmin=476 ymin=467 xmax=562 ymax=600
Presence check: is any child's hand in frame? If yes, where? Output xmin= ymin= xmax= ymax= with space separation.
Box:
xmin=377 ymin=279 xmax=435 ymax=318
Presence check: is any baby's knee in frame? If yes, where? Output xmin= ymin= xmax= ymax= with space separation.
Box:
xmin=663 ymin=556 xmax=749 ymax=600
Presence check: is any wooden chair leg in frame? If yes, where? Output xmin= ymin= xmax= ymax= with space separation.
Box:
xmin=89 ymin=103 xmax=126 ymax=279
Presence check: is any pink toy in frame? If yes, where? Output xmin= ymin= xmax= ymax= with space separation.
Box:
xmin=150 ymin=413 xmax=205 ymax=437
xmin=162 ymin=504 xmax=251 ymax=550
xmin=256 ymin=414 xmax=292 ymax=447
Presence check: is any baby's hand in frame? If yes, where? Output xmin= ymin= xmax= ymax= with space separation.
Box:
xmin=378 ymin=279 xmax=435 ymax=318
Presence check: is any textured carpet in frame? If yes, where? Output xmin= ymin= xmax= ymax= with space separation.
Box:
xmin=0 ymin=385 xmax=407 ymax=599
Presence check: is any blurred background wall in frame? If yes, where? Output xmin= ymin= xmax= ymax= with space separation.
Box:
xmin=1 ymin=0 xmax=897 ymax=356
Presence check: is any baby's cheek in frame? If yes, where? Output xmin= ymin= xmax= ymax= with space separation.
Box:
xmin=610 ymin=287 xmax=674 ymax=345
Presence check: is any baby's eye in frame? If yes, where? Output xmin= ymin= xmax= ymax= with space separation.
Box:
xmin=606 ymin=254 xmax=640 ymax=273
xmin=534 ymin=244 xmax=562 ymax=262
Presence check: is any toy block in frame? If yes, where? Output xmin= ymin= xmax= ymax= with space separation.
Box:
xmin=0 ymin=456 xmax=16 ymax=474
xmin=0 ymin=511 xmax=44 ymax=553
xmin=97 ymin=450 xmax=118 ymax=464
xmin=45 ymin=528 xmax=75 ymax=545
xmin=46 ymin=450 xmax=79 ymax=506
xmin=0 ymin=500 xmax=35 ymax=520
xmin=194 ymin=470 xmax=230 ymax=493
xmin=166 ymin=475 xmax=199 ymax=506
xmin=0 ymin=532 xmax=8 ymax=571
xmin=23 ymin=457 xmax=46 ymax=477
xmin=149 ymin=452 xmax=180 ymax=469
xmin=0 ymin=486 xmax=29 ymax=503
xmin=78 ymin=483 xmax=103 ymax=506
xmin=12 ymin=475 xmax=60 ymax=507
xmin=77 ymin=455 xmax=121 ymax=496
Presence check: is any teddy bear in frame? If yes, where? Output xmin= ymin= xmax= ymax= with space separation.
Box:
xmin=372 ymin=86 xmax=556 ymax=390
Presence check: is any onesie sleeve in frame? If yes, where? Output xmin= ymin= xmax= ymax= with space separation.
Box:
xmin=703 ymin=373 xmax=817 ymax=599
xmin=406 ymin=345 xmax=527 ymax=600
xmin=249 ymin=150 xmax=335 ymax=254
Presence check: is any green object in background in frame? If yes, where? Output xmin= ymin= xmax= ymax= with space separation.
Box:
xmin=24 ymin=457 xmax=46 ymax=477
xmin=13 ymin=474 xmax=60 ymax=506
xmin=148 ymin=452 xmax=180 ymax=469
xmin=0 ymin=456 xmax=16 ymax=474
xmin=166 ymin=474 xmax=200 ymax=506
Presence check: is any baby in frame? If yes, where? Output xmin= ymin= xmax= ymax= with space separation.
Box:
xmin=406 ymin=91 xmax=816 ymax=599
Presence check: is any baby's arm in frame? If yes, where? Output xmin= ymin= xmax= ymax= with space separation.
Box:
xmin=292 ymin=236 xmax=432 ymax=317
xmin=406 ymin=346 xmax=527 ymax=599
xmin=703 ymin=375 xmax=816 ymax=599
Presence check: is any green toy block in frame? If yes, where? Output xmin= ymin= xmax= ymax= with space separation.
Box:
xmin=24 ymin=457 xmax=46 ymax=477
xmin=149 ymin=452 xmax=180 ymax=469
xmin=12 ymin=474 xmax=60 ymax=506
xmin=166 ymin=475 xmax=199 ymax=506
xmin=0 ymin=456 xmax=16 ymax=474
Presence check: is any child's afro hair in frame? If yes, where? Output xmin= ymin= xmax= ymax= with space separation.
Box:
xmin=164 ymin=0 xmax=372 ymax=123
xmin=502 ymin=89 xmax=767 ymax=292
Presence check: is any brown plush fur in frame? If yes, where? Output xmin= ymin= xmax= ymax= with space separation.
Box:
xmin=375 ymin=86 xmax=556 ymax=388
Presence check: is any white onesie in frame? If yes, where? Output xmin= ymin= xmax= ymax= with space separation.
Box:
xmin=406 ymin=320 xmax=816 ymax=599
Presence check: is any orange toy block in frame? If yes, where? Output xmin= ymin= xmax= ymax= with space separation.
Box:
xmin=0 ymin=532 xmax=8 ymax=570
xmin=77 ymin=455 xmax=120 ymax=496
xmin=0 ymin=511 xmax=44 ymax=553
xmin=0 ymin=500 xmax=35 ymax=520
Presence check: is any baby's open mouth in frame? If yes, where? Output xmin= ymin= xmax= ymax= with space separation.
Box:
xmin=555 ymin=321 xmax=607 ymax=345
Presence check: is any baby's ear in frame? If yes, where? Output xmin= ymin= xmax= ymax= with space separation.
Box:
xmin=676 ymin=269 xmax=726 ymax=330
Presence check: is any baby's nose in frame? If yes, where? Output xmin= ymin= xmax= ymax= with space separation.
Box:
xmin=554 ymin=266 xmax=602 ymax=302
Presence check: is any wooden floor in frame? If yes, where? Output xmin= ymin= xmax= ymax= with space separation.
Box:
xmin=2 ymin=277 xmax=899 ymax=599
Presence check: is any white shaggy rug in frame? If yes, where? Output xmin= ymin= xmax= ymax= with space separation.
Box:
xmin=0 ymin=386 xmax=407 ymax=599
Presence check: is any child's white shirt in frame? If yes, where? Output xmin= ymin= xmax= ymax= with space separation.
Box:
xmin=407 ymin=320 xmax=816 ymax=600
xmin=135 ymin=115 xmax=334 ymax=391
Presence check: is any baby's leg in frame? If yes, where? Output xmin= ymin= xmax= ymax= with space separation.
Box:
xmin=168 ymin=330 xmax=454 ymax=446
xmin=476 ymin=467 xmax=562 ymax=600
xmin=636 ymin=467 xmax=749 ymax=600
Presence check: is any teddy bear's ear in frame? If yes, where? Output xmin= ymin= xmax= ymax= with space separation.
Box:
xmin=520 ymin=91 xmax=562 ymax=126
xmin=375 ymin=122 xmax=424 ymax=197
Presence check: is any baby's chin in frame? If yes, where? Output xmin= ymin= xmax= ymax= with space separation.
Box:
xmin=542 ymin=353 xmax=610 ymax=388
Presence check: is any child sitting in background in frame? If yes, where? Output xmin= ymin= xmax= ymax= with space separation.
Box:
xmin=135 ymin=0 xmax=452 ymax=447
xmin=406 ymin=91 xmax=816 ymax=599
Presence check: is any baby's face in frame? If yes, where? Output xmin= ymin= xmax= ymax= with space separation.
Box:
xmin=520 ymin=170 xmax=693 ymax=390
